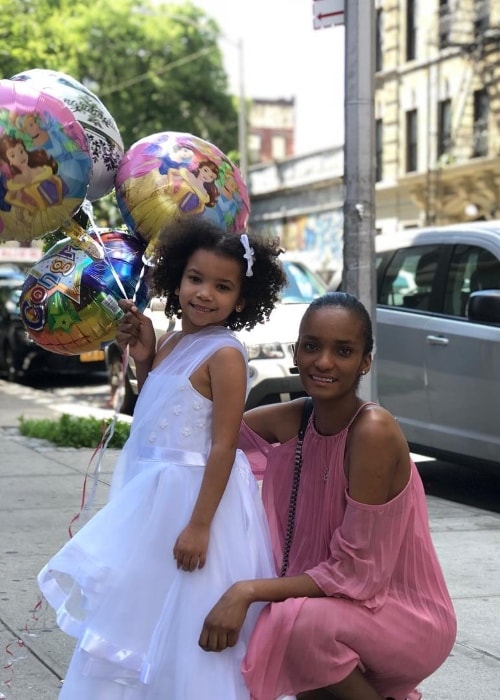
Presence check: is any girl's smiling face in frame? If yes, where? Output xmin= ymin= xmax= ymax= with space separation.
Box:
xmin=177 ymin=249 xmax=244 ymax=332
xmin=295 ymin=306 xmax=371 ymax=397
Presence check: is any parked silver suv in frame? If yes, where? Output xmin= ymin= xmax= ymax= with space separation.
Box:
xmin=105 ymin=257 xmax=326 ymax=414
xmin=376 ymin=221 xmax=500 ymax=469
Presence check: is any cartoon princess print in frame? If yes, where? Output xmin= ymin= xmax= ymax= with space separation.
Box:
xmin=0 ymin=134 xmax=66 ymax=224
xmin=155 ymin=141 xmax=196 ymax=175
xmin=118 ymin=158 xmax=221 ymax=242
xmin=16 ymin=111 xmax=90 ymax=198
xmin=204 ymin=166 xmax=244 ymax=229
xmin=167 ymin=159 xmax=220 ymax=214
xmin=116 ymin=137 xmax=197 ymax=188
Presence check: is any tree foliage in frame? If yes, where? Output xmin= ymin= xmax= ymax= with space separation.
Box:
xmin=0 ymin=0 xmax=239 ymax=156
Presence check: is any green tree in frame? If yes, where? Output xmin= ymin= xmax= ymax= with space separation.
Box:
xmin=0 ymin=0 xmax=239 ymax=156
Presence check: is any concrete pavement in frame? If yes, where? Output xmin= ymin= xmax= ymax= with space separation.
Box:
xmin=0 ymin=380 xmax=499 ymax=699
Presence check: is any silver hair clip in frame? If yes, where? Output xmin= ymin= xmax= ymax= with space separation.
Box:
xmin=240 ymin=233 xmax=255 ymax=277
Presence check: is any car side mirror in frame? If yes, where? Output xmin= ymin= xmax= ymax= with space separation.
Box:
xmin=468 ymin=290 xmax=500 ymax=324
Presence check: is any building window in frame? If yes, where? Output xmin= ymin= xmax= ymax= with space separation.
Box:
xmin=473 ymin=89 xmax=489 ymax=157
xmin=271 ymin=135 xmax=286 ymax=161
xmin=406 ymin=0 xmax=417 ymax=61
xmin=375 ymin=9 xmax=384 ymax=71
xmin=474 ymin=0 xmax=489 ymax=38
xmin=375 ymin=119 xmax=383 ymax=182
xmin=439 ymin=0 xmax=451 ymax=48
xmin=248 ymin=133 xmax=262 ymax=164
xmin=437 ymin=99 xmax=452 ymax=159
xmin=406 ymin=109 xmax=418 ymax=172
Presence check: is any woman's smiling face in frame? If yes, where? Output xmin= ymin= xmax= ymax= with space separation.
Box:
xmin=295 ymin=306 xmax=371 ymax=397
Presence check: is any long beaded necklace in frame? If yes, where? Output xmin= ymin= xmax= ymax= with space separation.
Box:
xmin=280 ymin=398 xmax=313 ymax=577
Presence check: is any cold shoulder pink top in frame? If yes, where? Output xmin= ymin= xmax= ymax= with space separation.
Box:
xmin=239 ymin=403 xmax=457 ymax=700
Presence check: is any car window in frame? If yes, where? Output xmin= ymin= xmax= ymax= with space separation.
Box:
xmin=378 ymin=245 xmax=441 ymax=310
xmin=282 ymin=261 xmax=326 ymax=303
xmin=443 ymin=245 xmax=500 ymax=316
xmin=0 ymin=264 xmax=24 ymax=281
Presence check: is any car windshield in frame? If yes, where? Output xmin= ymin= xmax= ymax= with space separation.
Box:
xmin=281 ymin=260 xmax=326 ymax=303
xmin=0 ymin=264 xmax=25 ymax=282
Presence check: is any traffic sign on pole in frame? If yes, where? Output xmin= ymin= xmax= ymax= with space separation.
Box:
xmin=313 ymin=0 xmax=345 ymax=30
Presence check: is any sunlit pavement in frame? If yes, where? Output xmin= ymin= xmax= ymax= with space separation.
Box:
xmin=1 ymin=380 xmax=499 ymax=699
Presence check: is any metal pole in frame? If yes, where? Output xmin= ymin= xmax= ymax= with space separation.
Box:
xmin=237 ymin=38 xmax=248 ymax=184
xmin=343 ymin=0 xmax=377 ymax=401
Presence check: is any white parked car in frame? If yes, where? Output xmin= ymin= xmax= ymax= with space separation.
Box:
xmin=105 ymin=257 xmax=327 ymax=414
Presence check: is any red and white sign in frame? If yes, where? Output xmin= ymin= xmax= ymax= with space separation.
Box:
xmin=313 ymin=0 xmax=345 ymax=30
xmin=0 ymin=246 xmax=42 ymax=263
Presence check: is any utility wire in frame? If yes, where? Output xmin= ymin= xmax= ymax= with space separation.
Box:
xmin=99 ymin=45 xmax=216 ymax=96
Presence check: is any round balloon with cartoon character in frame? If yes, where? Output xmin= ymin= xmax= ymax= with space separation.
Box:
xmin=115 ymin=131 xmax=250 ymax=258
xmin=20 ymin=229 xmax=150 ymax=355
xmin=0 ymin=78 xmax=92 ymax=242
xmin=11 ymin=68 xmax=124 ymax=201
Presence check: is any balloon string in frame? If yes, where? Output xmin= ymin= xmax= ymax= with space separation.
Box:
xmin=82 ymin=200 xmax=129 ymax=301
xmin=2 ymin=594 xmax=54 ymax=695
xmin=84 ymin=205 xmax=143 ymax=417
xmin=65 ymin=202 xmax=134 ymax=535
xmin=62 ymin=217 xmax=104 ymax=261
xmin=68 ymin=413 xmax=119 ymax=538
xmin=64 ymin=208 xmax=147 ymax=544
xmin=132 ymin=263 xmax=147 ymax=305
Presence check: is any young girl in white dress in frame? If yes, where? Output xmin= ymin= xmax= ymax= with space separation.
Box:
xmin=38 ymin=219 xmax=287 ymax=699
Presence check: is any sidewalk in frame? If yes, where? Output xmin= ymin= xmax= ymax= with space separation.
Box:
xmin=1 ymin=384 xmax=499 ymax=699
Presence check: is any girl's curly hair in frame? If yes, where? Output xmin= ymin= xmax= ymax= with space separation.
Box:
xmin=148 ymin=219 xmax=287 ymax=331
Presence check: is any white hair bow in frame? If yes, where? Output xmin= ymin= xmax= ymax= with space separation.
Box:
xmin=240 ymin=233 xmax=255 ymax=277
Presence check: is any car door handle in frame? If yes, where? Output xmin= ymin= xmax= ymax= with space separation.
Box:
xmin=426 ymin=335 xmax=449 ymax=345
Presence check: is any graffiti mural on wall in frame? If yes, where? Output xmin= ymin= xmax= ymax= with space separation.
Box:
xmin=253 ymin=208 xmax=343 ymax=278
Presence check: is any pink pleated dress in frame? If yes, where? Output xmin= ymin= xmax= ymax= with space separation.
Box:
xmin=240 ymin=403 xmax=457 ymax=700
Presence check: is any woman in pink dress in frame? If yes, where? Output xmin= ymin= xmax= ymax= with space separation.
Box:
xmin=200 ymin=291 xmax=457 ymax=700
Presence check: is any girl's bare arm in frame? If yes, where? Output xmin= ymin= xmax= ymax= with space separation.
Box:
xmin=173 ymin=346 xmax=248 ymax=571
xmin=116 ymin=300 xmax=158 ymax=390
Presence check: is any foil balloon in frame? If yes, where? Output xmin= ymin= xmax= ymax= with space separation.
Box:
xmin=0 ymin=78 xmax=92 ymax=242
xmin=115 ymin=131 xmax=250 ymax=258
xmin=20 ymin=229 xmax=150 ymax=355
xmin=11 ymin=68 xmax=124 ymax=202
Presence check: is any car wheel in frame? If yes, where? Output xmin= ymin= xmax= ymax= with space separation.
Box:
xmin=108 ymin=352 xmax=137 ymax=415
xmin=120 ymin=374 xmax=137 ymax=415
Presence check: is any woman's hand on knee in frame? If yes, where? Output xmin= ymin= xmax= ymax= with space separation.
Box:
xmin=199 ymin=583 xmax=250 ymax=652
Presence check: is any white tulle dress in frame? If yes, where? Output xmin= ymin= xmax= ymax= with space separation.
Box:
xmin=38 ymin=326 xmax=276 ymax=699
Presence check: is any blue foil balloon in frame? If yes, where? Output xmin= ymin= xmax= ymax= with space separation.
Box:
xmin=20 ymin=229 xmax=150 ymax=355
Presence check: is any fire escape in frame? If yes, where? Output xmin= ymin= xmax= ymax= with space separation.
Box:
xmin=424 ymin=0 xmax=500 ymax=225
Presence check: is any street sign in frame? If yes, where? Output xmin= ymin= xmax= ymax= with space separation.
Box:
xmin=313 ymin=0 xmax=345 ymax=30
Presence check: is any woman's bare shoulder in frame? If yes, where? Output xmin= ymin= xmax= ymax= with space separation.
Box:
xmin=349 ymin=403 xmax=411 ymax=468
xmin=355 ymin=403 xmax=404 ymax=433
xmin=244 ymin=397 xmax=308 ymax=444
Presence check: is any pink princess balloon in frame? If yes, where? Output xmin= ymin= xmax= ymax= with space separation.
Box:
xmin=11 ymin=68 xmax=124 ymax=202
xmin=0 ymin=78 xmax=92 ymax=242
xmin=115 ymin=131 xmax=250 ymax=256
